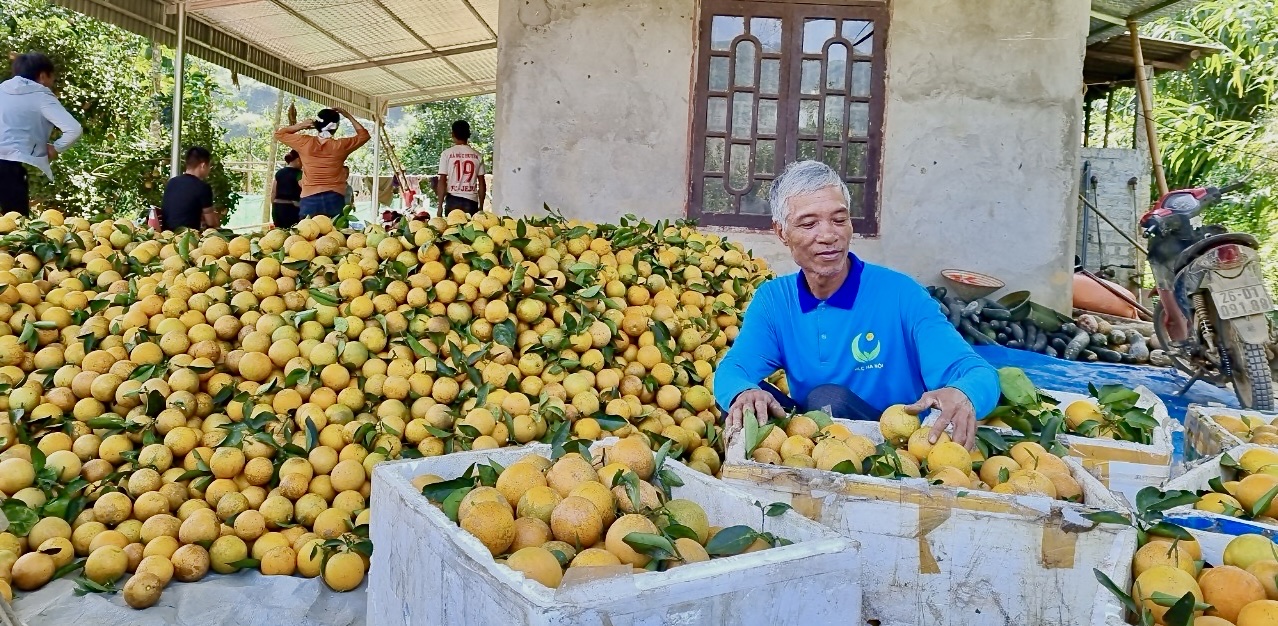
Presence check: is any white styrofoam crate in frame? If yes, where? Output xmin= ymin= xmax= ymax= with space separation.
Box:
xmin=1160 ymin=444 xmax=1278 ymax=546
xmin=1161 ymin=453 xmax=1278 ymax=586
xmin=1161 ymin=512 xmax=1278 ymax=567
xmin=722 ymin=418 xmax=1137 ymax=626
xmin=368 ymin=441 xmax=862 ymax=626
xmin=1183 ymin=404 xmax=1277 ymax=462
xmin=1018 ymin=386 xmax=1174 ymax=508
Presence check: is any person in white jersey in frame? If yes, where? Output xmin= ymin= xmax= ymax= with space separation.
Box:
xmin=436 ymin=120 xmax=486 ymax=215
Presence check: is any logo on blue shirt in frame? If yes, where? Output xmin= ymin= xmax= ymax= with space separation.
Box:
xmin=852 ymin=332 xmax=881 ymax=364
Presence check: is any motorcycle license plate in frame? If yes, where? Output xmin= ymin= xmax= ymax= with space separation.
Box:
xmin=1210 ymin=269 xmax=1276 ymax=319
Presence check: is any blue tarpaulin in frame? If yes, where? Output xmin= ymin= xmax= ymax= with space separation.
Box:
xmin=975 ymin=345 xmax=1239 ymax=418
xmin=975 ymin=345 xmax=1241 ymax=463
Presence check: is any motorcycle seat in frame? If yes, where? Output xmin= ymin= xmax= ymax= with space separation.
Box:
xmin=1173 ymin=233 xmax=1260 ymax=275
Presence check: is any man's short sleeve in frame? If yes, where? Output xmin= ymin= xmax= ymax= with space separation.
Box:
xmin=200 ymin=182 xmax=214 ymax=209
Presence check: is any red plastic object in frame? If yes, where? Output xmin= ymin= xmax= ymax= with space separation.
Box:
xmin=1072 ymin=273 xmax=1139 ymax=319
xmin=940 ymin=269 xmax=1005 ymax=302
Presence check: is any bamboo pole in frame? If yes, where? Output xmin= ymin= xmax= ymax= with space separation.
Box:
xmin=261 ymin=90 xmax=284 ymax=225
xmin=1127 ymin=22 xmax=1168 ymax=196
xmin=1103 ymin=91 xmax=1113 ymax=148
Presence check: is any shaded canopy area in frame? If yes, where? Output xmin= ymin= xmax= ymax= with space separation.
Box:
xmin=53 ymin=0 xmax=497 ymax=116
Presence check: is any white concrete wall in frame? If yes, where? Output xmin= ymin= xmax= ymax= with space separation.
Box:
xmin=496 ymin=0 xmax=1090 ymax=311
xmin=1077 ymin=147 xmax=1151 ymax=293
xmin=494 ymin=0 xmax=695 ymax=221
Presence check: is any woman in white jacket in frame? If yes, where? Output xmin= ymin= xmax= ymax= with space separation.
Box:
xmin=0 ymin=52 xmax=82 ymax=215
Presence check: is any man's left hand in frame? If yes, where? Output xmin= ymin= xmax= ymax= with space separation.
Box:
xmin=906 ymin=387 xmax=977 ymax=450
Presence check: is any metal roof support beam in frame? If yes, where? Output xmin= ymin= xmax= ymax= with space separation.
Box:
xmin=169 ymin=0 xmax=187 ymax=177
xmin=184 ymin=0 xmax=258 ymax=10
xmin=362 ymin=0 xmax=484 ymax=88
xmin=307 ymin=42 xmax=497 ymax=76
xmin=258 ymin=0 xmax=430 ymax=95
xmin=459 ymin=0 xmax=496 ymax=39
xmin=385 ymin=82 xmax=497 ymax=108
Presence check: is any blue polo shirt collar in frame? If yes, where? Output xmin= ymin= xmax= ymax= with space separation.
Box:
xmin=797 ymin=253 xmax=864 ymax=313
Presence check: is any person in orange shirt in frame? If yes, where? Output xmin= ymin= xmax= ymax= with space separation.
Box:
xmin=273 ymin=107 xmax=369 ymax=218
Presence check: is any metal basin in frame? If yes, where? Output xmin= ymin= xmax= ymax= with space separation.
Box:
xmin=940 ymin=269 xmax=1004 ymax=302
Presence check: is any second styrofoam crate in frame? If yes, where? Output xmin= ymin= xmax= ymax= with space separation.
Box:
xmin=1029 ymin=386 xmax=1174 ymax=508
xmin=1183 ymin=404 xmax=1278 ymax=462
xmin=1161 ymin=443 xmax=1278 ymax=542
xmin=368 ymin=442 xmax=862 ymax=626
xmin=721 ymin=418 xmax=1136 ymax=626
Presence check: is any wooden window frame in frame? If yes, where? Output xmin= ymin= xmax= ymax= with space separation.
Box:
xmin=688 ymin=0 xmax=888 ymax=234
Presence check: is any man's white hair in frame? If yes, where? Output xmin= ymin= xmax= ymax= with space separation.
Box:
xmin=768 ymin=160 xmax=851 ymax=230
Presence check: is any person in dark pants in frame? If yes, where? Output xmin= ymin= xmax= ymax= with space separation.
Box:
xmin=342 ymin=165 xmax=355 ymax=208
xmin=0 ymin=52 xmax=82 ymax=215
xmin=270 ymin=150 xmax=302 ymax=228
xmin=160 ymin=147 xmax=214 ymax=231
xmin=274 ymin=108 xmax=369 ymax=219
xmin=436 ymin=120 xmax=486 ymax=216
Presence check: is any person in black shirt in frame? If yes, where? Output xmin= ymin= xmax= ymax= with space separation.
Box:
xmin=270 ymin=150 xmax=302 ymax=228
xmin=160 ymin=146 xmax=213 ymax=231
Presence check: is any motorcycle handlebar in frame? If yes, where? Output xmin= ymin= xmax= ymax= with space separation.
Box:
xmin=1220 ymin=180 xmax=1247 ymax=194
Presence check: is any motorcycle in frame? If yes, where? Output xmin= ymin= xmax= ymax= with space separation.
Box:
xmin=1141 ymin=181 xmax=1278 ymax=410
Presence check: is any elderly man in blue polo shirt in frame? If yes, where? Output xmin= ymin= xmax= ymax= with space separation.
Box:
xmin=715 ymin=160 xmax=999 ymax=449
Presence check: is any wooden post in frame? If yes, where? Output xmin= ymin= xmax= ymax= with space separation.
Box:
xmin=1083 ymin=98 xmax=1092 ymax=147
xmin=1127 ymin=22 xmax=1168 ymax=196
xmin=1103 ymin=91 xmax=1113 ymax=148
xmin=371 ymin=110 xmax=381 ymax=213
xmin=261 ymin=91 xmax=284 ymax=226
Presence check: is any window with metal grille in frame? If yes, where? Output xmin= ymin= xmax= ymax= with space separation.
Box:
xmin=689 ymin=0 xmax=886 ymax=233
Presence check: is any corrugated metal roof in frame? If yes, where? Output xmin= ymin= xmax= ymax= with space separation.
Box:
xmin=1084 ymin=35 xmax=1222 ymax=96
xmin=57 ymin=0 xmax=1195 ymax=112
xmin=1090 ymin=0 xmax=1203 ymax=44
xmin=52 ymin=0 xmax=497 ymax=114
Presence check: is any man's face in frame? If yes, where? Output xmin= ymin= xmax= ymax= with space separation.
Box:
xmin=193 ymin=162 xmax=211 ymax=179
xmin=37 ymin=71 xmax=55 ymax=89
xmin=773 ymin=185 xmax=853 ymax=277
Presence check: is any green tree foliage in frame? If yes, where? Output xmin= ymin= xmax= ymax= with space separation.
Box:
xmin=1088 ymin=1 xmax=1278 ymax=282
xmin=1146 ymin=0 xmax=1278 ymax=197
xmin=1151 ymin=1 xmax=1278 ymax=123
xmin=400 ymin=95 xmax=494 ymax=202
xmin=1 ymin=0 xmax=241 ymax=219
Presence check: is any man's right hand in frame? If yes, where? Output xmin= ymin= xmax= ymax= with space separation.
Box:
xmin=726 ymin=388 xmax=785 ymax=434
xmin=46 ymin=144 xmax=58 ymax=161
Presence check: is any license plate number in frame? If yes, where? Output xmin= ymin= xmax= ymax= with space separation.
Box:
xmin=1211 ymin=281 xmax=1276 ymax=319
